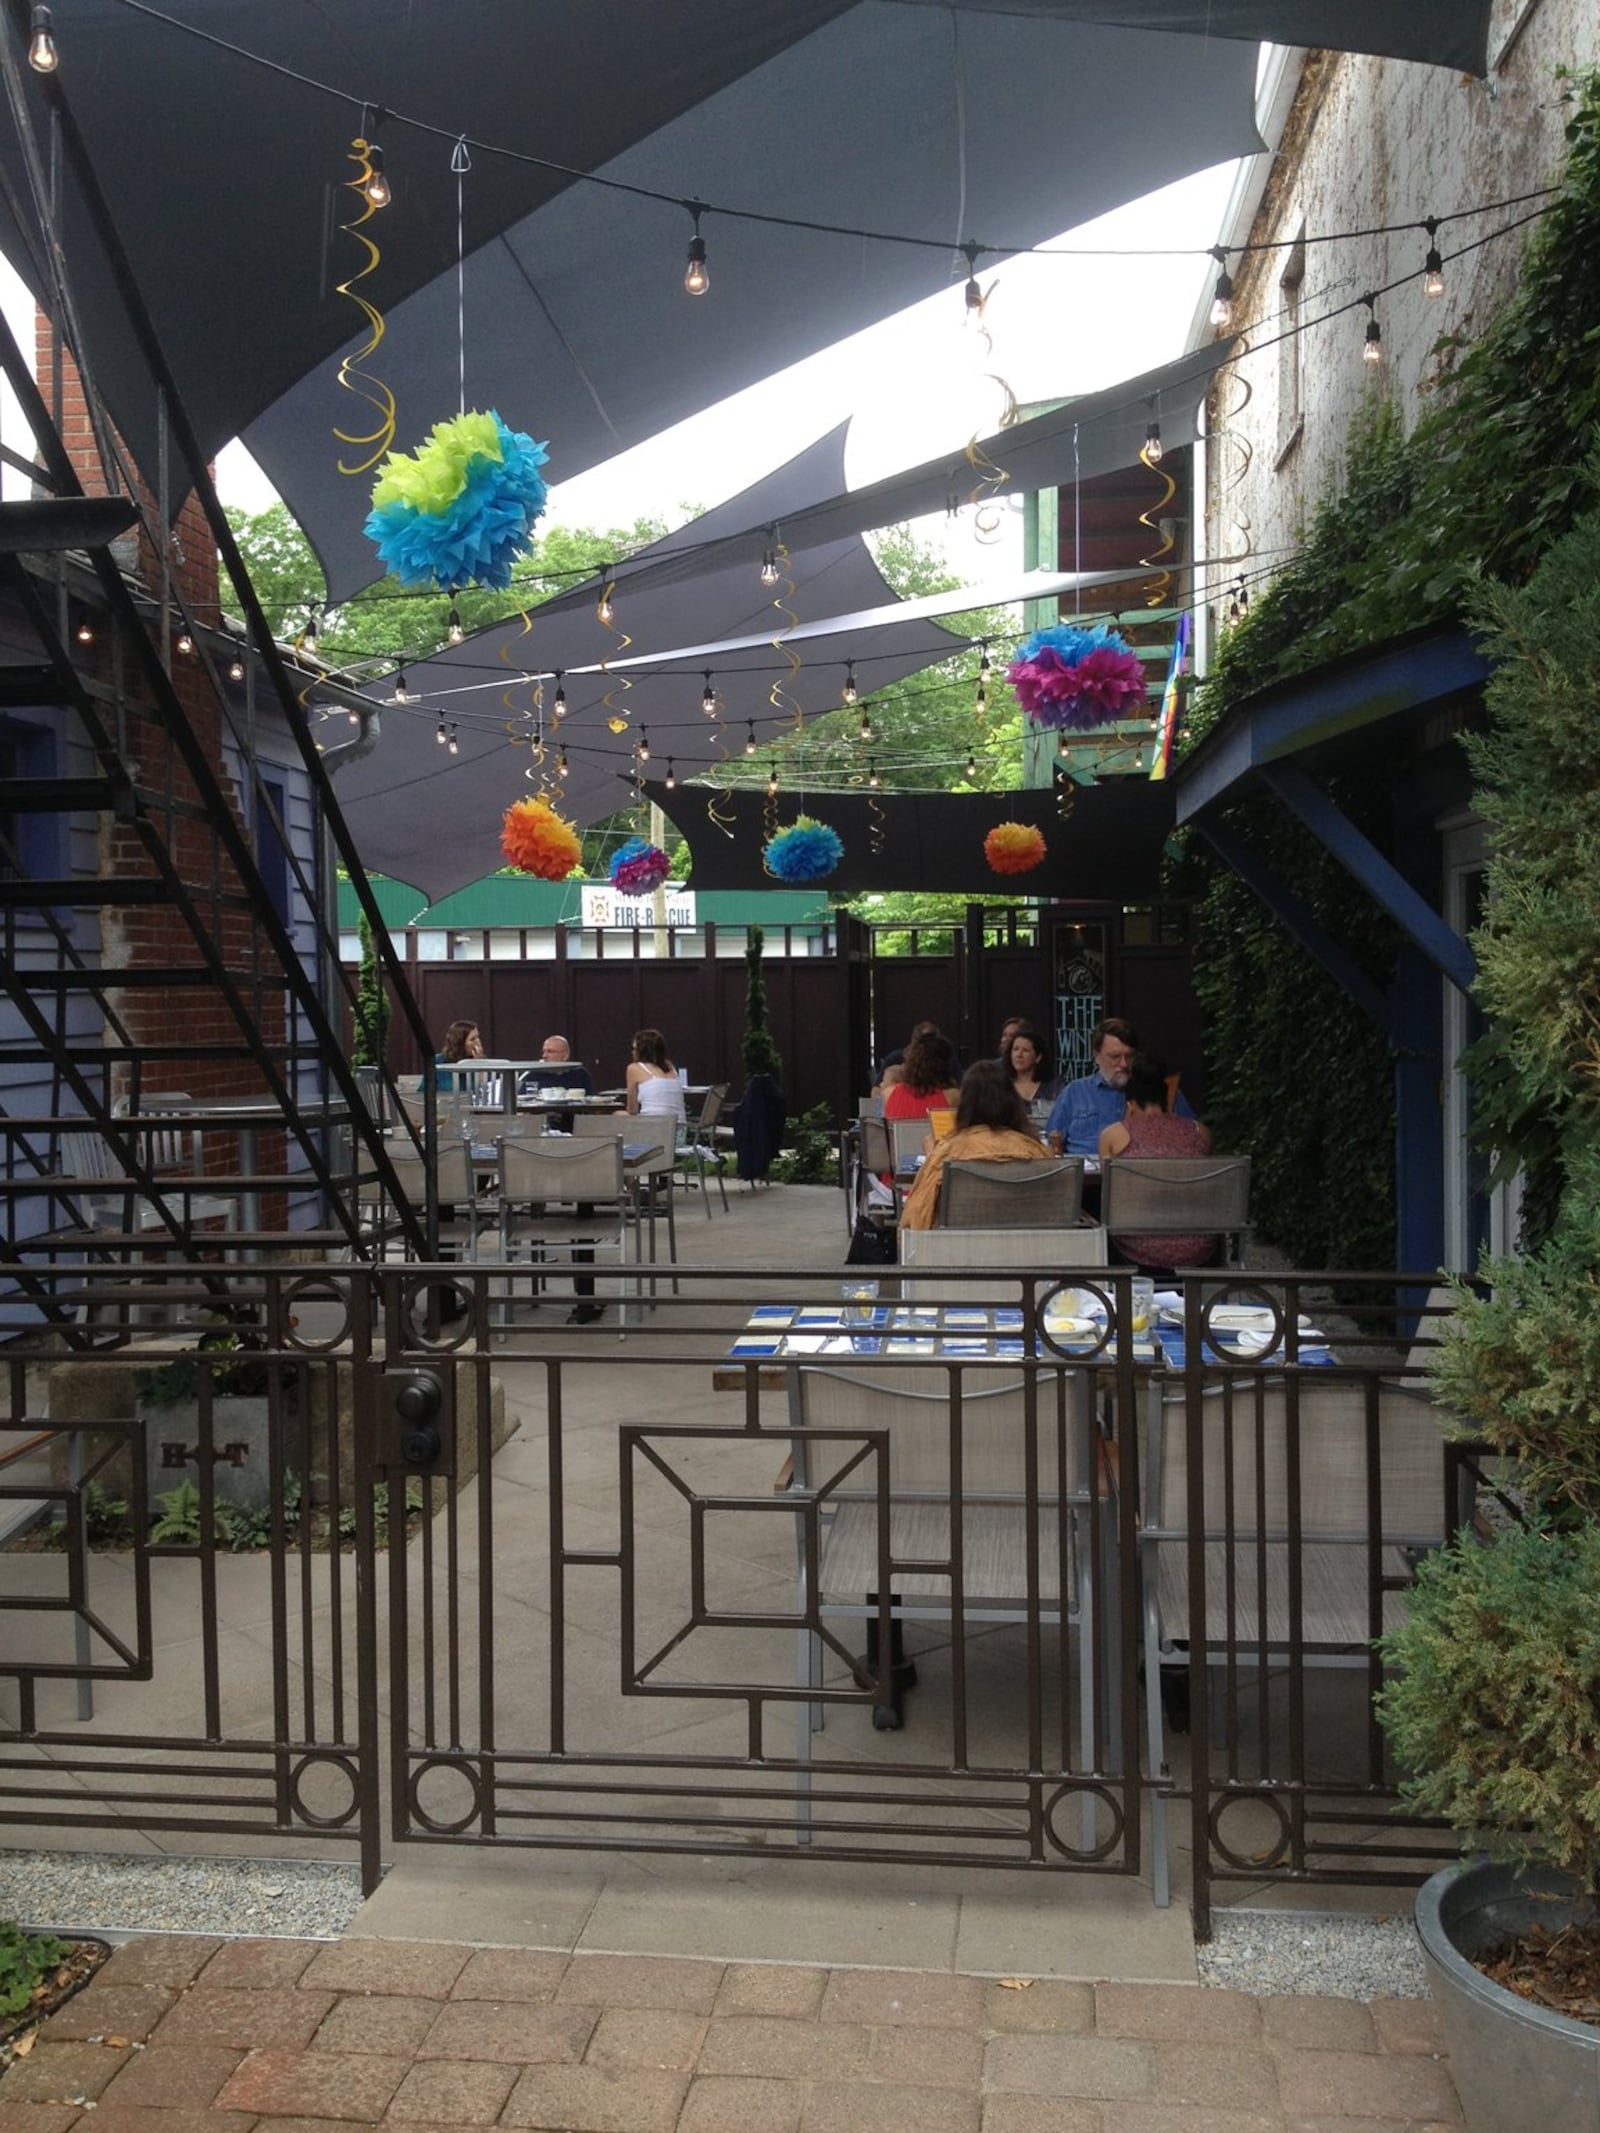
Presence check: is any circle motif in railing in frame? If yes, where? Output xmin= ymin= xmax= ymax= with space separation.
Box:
xmin=1036 ymin=1278 xmax=1114 ymax=1364
xmin=400 ymin=1274 xmax=476 ymax=1351
xmin=288 ymin=1750 xmax=361 ymax=1829
xmin=1209 ymin=1786 xmax=1292 ymax=1872
xmin=408 ymin=1753 xmax=484 ymax=1835
xmin=281 ymin=1273 xmax=354 ymax=1352
xmin=1042 ymin=1780 xmax=1125 ymax=1863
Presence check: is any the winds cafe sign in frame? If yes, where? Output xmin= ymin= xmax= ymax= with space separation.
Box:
xmin=579 ymin=885 xmax=696 ymax=929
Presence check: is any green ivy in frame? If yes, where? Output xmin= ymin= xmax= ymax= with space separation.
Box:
xmin=1172 ymin=71 xmax=1600 ymax=1265
xmin=0 ymin=1920 xmax=68 ymax=2020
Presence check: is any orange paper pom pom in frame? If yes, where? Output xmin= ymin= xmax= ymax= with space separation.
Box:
xmin=501 ymin=796 xmax=582 ymax=880
xmin=984 ymin=821 xmax=1047 ymax=875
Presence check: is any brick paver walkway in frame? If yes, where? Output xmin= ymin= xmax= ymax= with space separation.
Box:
xmin=0 ymin=1936 xmax=1462 ymax=2133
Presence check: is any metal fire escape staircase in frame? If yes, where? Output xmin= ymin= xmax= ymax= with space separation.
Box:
xmin=0 ymin=47 xmax=439 ymax=1337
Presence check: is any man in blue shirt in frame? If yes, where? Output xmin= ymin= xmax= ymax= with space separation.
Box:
xmin=1045 ymin=1016 xmax=1195 ymax=1155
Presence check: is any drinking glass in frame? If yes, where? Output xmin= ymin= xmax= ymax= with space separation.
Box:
xmin=1129 ymin=1277 xmax=1155 ymax=1333
xmin=840 ymin=1278 xmax=880 ymax=1326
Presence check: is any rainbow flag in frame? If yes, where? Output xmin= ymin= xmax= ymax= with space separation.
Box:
xmin=1149 ymin=609 xmax=1191 ymax=782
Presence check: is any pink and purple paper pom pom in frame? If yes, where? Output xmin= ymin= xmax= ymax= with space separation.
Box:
xmin=1007 ymin=624 xmax=1149 ymax=731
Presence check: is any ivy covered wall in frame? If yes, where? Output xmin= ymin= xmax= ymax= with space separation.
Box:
xmin=1175 ymin=74 xmax=1600 ymax=1268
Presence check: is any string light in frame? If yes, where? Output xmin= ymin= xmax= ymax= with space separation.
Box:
xmin=974 ymin=678 xmax=987 ymax=717
xmin=390 ymin=667 xmax=412 ymax=703
xmin=552 ymin=671 xmax=567 ymax=719
xmin=175 ymin=625 xmax=195 ymax=656
xmin=361 ymin=110 xmax=392 ymax=209
xmin=1208 ymin=246 xmax=1235 ymax=331
xmin=557 ymin=746 xmax=570 ymax=778
xmin=75 ymin=616 xmax=93 ymax=645
xmin=961 ymin=241 xmax=984 ymax=314
xmin=759 ymin=545 xmax=780 ymax=586
xmin=1422 ymin=216 xmax=1445 ymax=298
xmin=1057 ymin=730 xmax=1070 ymax=757
xmin=701 ymin=670 xmax=718 ymax=714
xmin=596 ymin=577 xmax=614 ymax=624
xmin=683 ymin=200 xmax=709 ymax=296
xmin=636 ymin=726 xmax=650 ymax=761
xmin=302 ymin=607 xmax=319 ymax=656
xmin=227 ymin=655 xmax=246 ymax=682
xmin=858 ymin=704 xmax=874 ymax=742
xmin=841 ymin=661 xmax=858 ymax=706
xmin=447 ymin=722 xmax=459 ymax=754
xmin=1361 ymin=294 xmax=1384 ymax=365
xmin=965 ymin=749 xmax=977 ymax=780
xmin=436 ymin=715 xmax=448 ymax=745
xmin=27 ymin=6 xmax=57 ymax=73
xmin=766 ymin=762 xmax=779 ymax=799
xmin=665 ymin=758 xmax=677 ymax=790
xmin=868 ymin=759 xmax=881 ymax=789
xmin=447 ymin=603 xmax=464 ymax=645
xmin=978 ymin=641 xmax=992 ymax=681
xmin=744 ymin=722 xmax=757 ymax=755
xmin=349 ymin=707 xmax=361 ymax=726
xmin=1143 ymin=413 xmax=1163 ymax=464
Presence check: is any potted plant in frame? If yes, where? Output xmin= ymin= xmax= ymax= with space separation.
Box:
xmin=1375 ymin=496 xmax=1600 ymax=2130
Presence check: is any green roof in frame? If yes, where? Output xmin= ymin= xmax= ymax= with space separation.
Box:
xmin=337 ymin=874 xmax=831 ymax=931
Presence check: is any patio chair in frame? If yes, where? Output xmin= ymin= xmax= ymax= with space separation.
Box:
xmin=940 ymin=1157 xmax=1084 ymax=1229
xmin=495 ymin=1134 xmax=631 ymax=1322
xmin=1100 ymin=1154 xmax=1252 ymax=1268
xmin=785 ymin=1361 xmax=1102 ymax=1769
xmin=887 ymin=1116 xmax=935 ymax=1173
xmin=677 ymin=1082 xmax=731 ymax=1214
xmin=897 ymin=1222 xmax=1107 ymax=1305
xmin=357 ymin=1138 xmax=493 ymax=1262
xmin=1138 ymin=1369 xmax=1455 ymax=1905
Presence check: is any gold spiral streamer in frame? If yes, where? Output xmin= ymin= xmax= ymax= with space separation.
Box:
xmin=333 ymin=139 xmax=396 ymax=476
xmin=597 ymin=578 xmax=634 ymax=733
xmin=1135 ymin=447 xmax=1179 ymax=608
xmin=765 ymin=543 xmax=805 ymax=733
xmin=704 ymin=788 xmax=737 ymax=839
xmin=867 ymin=788 xmax=887 ymax=854
xmin=1056 ymin=776 xmax=1079 ymax=822
xmin=1208 ymin=333 xmax=1256 ymax=579
xmin=962 ymin=293 xmax=1018 ymax=542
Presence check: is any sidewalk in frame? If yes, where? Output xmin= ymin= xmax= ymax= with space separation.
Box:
xmin=5 ymin=1933 xmax=1462 ymax=2131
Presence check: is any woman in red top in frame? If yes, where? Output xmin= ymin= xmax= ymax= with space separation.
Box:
xmin=1100 ymin=1052 xmax=1215 ymax=1269
xmin=882 ymin=1028 xmax=959 ymax=1123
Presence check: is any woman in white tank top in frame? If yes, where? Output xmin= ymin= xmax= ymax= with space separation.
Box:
xmin=626 ymin=1027 xmax=686 ymax=1129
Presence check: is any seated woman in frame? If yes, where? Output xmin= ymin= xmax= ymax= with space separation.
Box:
xmin=882 ymin=1028 xmax=960 ymax=1123
xmin=435 ymin=1018 xmax=483 ymax=1093
xmin=899 ymin=1059 xmax=1046 ymax=1230
xmin=626 ymin=1027 xmax=687 ymax=1129
xmin=1099 ymin=1051 xmax=1215 ymax=1270
xmin=1004 ymin=1021 xmax=1065 ymax=1127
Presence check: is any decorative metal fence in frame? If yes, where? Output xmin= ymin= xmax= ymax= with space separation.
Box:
xmin=0 ymin=1261 xmax=1475 ymax=1927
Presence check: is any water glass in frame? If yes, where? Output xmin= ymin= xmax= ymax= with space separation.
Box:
xmin=840 ymin=1278 xmax=880 ymax=1326
xmin=1129 ymin=1277 xmax=1155 ymax=1333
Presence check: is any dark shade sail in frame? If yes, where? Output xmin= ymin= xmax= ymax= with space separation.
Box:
xmin=658 ymin=772 xmax=1177 ymax=897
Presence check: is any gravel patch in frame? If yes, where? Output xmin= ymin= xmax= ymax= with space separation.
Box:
xmin=1199 ymin=1907 xmax=1429 ymax=1999
xmin=0 ymin=1849 xmax=363 ymax=1941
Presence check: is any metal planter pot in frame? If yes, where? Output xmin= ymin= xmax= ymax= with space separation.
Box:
xmin=1416 ymin=1860 xmax=1600 ymax=2133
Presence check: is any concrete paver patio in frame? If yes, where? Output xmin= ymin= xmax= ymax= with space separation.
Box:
xmin=3 ymin=1932 xmax=1463 ymax=2131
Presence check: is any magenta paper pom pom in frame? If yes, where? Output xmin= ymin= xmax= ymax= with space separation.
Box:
xmin=1007 ymin=624 xmax=1149 ymax=732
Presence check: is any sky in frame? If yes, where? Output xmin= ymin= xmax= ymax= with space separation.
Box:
xmin=211 ymin=157 xmax=1240 ymax=583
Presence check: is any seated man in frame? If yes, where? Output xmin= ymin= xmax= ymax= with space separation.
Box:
xmin=517 ymin=1033 xmax=593 ymax=1102
xmin=1045 ymin=1015 xmax=1195 ymax=1157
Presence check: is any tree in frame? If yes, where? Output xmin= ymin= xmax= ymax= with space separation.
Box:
xmin=741 ymin=926 xmax=783 ymax=1082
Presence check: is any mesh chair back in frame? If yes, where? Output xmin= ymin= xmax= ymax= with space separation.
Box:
xmin=898 ymin=1223 xmax=1107 ymax=1304
xmin=694 ymin=1083 xmax=730 ymax=1135
xmin=1100 ymin=1156 xmax=1251 ymax=1240
xmin=498 ymin=1135 xmax=626 ymax=1205
xmin=888 ymin=1116 xmax=933 ymax=1170
xmin=791 ymin=1363 xmax=1073 ymax=1503
xmin=625 ymin=1114 xmax=680 ymax=1174
xmin=858 ymin=1115 xmax=893 ymax=1176
xmin=374 ymin=1138 xmax=477 ymax=1212
xmin=940 ymin=1158 xmax=1083 ymax=1229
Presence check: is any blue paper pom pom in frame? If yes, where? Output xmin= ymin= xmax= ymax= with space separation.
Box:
xmin=765 ymin=816 xmax=843 ymax=882
xmin=365 ymin=415 xmax=549 ymax=592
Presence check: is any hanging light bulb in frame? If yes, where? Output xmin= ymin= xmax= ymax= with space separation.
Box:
xmin=302 ymin=608 xmax=319 ymax=657
xmin=75 ymin=616 xmax=93 ymax=645
xmin=447 ymin=604 xmax=464 ymax=646
xmin=391 ymin=667 xmax=412 ymax=703
xmin=978 ymin=641 xmax=992 ymax=681
xmin=759 ymin=547 xmax=779 ymax=586
xmin=1238 ymin=581 xmax=1250 ymax=615
xmin=683 ymin=201 xmax=709 ymax=295
xmin=841 ymin=661 xmax=858 ymax=707
xmin=1057 ymin=730 xmax=1070 ymax=757
xmin=27 ymin=5 xmax=57 ymax=73
xmin=665 ymin=758 xmax=677 ymax=791
xmin=1227 ymin=592 xmax=1242 ymax=626
xmin=635 ymin=727 xmax=650 ymax=762
xmin=596 ymin=578 xmax=614 ymax=625
xmin=552 ymin=671 xmax=567 ymax=719
xmin=961 ymin=242 xmax=984 ymax=315
xmin=975 ymin=681 xmax=988 ymax=717
xmin=868 ymin=759 xmax=881 ymax=789
xmin=1423 ymin=218 xmax=1445 ymax=298
xmin=447 ymin=723 xmax=459 ymax=755
xmin=1143 ymin=417 xmax=1163 ymax=464
xmin=363 ymin=143 xmax=391 ymax=210
xmin=557 ymin=746 xmax=570 ymax=779
xmin=701 ymin=671 xmax=718 ymax=715
xmin=766 ymin=763 xmax=779 ymax=799
xmin=1208 ymin=248 xmax=1235 ymax=331
xmin=349 ymin=708 xmax=361 ymax=727
xmin=175 ymin=625 xmax=195 ymax=657
xmin=1362 ymin=297 xmax=1384 ymax=366
xmin=858 ymin=705 xmax=874 ymax=742
xmin=227 ymin=655 xmax=246 ymax=682
xmin=436 ymin=716 xmax=448 ymax=745
xmin=965 ymin=749 xmax=977 ymax=780
xmin=745 ymin=722 xmax=757 ymax=756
